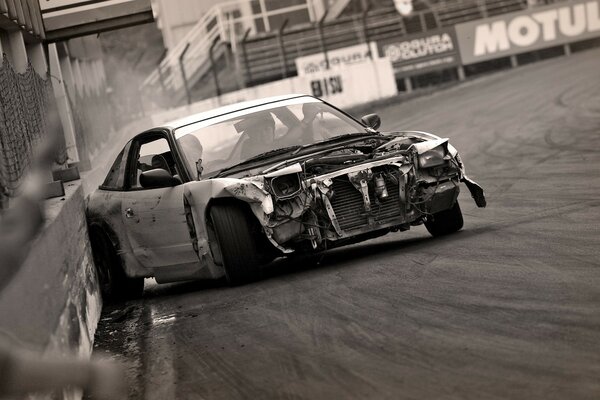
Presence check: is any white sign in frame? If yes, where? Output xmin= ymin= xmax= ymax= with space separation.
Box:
xmin=384 ymin=33 xmax=454 ymax=62
xmin=295 ymin=42 xmax=379 ymax=76
xmin=455 ymin=0 xmax=600 ymax=64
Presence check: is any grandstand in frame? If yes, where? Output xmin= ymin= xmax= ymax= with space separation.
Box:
xmin=143 ymin=0 xmax=560 ymax=103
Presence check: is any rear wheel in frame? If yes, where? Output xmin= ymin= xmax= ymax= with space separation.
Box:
xmin=424 ymin=201 xmax=464 ymax=237
xmin=209 ymin=202 xmax=262 ymax=285
xmin=90 ymin=229 xmax=144 ymax=302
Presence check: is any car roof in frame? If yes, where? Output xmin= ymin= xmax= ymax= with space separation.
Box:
xmin=161 ymin=94 xmax=316 ymax=130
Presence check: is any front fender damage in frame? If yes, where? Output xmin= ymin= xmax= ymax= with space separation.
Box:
xmin=187 ymin=135 xmax=486 ymax=258
xmin=222 ymin=178 xmax=312 ymax=253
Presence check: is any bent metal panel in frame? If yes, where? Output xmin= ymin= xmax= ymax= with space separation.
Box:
xmin=455 ymin=0 xmax=600 ymax=64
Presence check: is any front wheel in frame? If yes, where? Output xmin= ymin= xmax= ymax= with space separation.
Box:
xmin=209 ymin=203 xmax=262 ymax=285
xmin=424 ymin=201 xmax=464 ymax=237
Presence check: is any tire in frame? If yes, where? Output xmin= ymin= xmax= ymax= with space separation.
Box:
xmin=209 ymin=202 xmax=262 ymax=285
xmin=424 ymin=201 xmax=464 ymax=237
xmin=90 ymin=229 xmax=144 ymax=302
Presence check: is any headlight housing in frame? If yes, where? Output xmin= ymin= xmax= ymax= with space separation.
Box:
xmin=267 ymin=173 xmax=302 ymax=200
xmin=418 ymin=146 xmax=447 ymax=168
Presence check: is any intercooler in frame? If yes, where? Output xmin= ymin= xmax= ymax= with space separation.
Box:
xmin=329 ymin=172 xmax=403 ymax=232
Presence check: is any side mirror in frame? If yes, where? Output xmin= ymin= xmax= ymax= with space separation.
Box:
xmin=140 ymin=169 xmax=181 ymax=189
xmin=361 ymin=113 xmax=381 ymax=130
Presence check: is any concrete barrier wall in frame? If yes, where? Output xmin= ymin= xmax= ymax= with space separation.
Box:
xmin=150 ymin=58 xmax=398 ymax=127
xmin=0 ymin=182 xmax=101 ymax=370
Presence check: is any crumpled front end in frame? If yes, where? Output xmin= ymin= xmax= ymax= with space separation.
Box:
xmin=218 ymin=132 xmax=486 ymax=253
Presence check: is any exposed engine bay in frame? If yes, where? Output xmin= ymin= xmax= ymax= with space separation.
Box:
xmin=222 ymin=132 xmax=486 ymax=254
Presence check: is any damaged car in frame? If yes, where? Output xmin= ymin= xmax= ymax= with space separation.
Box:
xmin=87 ymin=94 xmax=486 ymax=299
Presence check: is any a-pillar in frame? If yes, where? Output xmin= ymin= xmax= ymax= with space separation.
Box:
xmin=48 ymin=43 xmax=79 ymax=165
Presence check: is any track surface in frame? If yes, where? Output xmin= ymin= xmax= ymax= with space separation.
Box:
xmin=94 ymin=49 xmax=600 ymax=400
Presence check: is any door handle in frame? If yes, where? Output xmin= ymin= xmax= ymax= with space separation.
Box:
xmin=125 ymin=207 xmax=135 ymax=218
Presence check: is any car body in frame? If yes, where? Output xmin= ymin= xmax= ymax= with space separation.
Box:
xmin=87 ymin=94 xmax=486 ymax=298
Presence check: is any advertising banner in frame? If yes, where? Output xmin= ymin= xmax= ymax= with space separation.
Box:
xmin=295 ymin=58 xmax=398 ymax=109
xmin=455 ymin=0 xmax=600 ymax=64
xmin=377 ymin=28 xmax=460 ymax=77
xmin=295 ymin=42 xmax=379 ymax=76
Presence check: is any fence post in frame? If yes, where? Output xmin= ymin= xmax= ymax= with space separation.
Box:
xmin=457 ymin=66 xmax=466 ymax=81
xmin=239 ymin=28 xmax=252 ymax=86
xmin=361 ymin=4 xmax=372 ymax=58
xmin=277 ymin=19 xmax=289 ymax=79
xmin=431 ymin=10 xmax=441 ymax=29
xmin=404 ymin=76 xmax=413 ymax=93
xmin=179 ymin=42 xmax=192 ymax=105
xmin=317 ymin=9 xmax=330 ymax=70
xmin=209 ymin=38 xmax=222 ymax=97
xmin=419 ymin=11 xmax=427 ymax=32
xmin=477 ymin=0 xmax=489 ymax=18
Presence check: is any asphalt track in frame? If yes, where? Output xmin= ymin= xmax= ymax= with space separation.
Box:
xmin=94 ymin=48 xmax=600 ymax=400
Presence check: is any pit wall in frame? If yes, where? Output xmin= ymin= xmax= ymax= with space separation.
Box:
xmin=150 ymin=58 xmax=397 ymax=126
xmin=0 ymin=182 xmax=101 ymax=399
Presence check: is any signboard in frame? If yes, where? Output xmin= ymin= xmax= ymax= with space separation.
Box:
xmin=295 ymin=42 xmax=379 ymax=76
xmin=295 ymin=58 xmax=397 ymax=109
xmin=40 ymin=0 xmax=154 ymax=41
xmin=377 ymin=28 xmax=460 ymax=77
xmin=455 ymin=0 xmax=600 ymax=64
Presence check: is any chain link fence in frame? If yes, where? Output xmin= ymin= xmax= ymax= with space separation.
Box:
xmin=0 ymin=55 xmax=66 ymax=205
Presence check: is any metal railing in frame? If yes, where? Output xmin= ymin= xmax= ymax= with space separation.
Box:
xmin=142 ymin=0 xmax=319 ymax=95
xmin=143 ymin=0 xmax=534 ymax=98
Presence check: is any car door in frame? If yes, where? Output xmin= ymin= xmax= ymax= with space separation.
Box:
xmin=120 ymin=132 xmax=199 ymax=269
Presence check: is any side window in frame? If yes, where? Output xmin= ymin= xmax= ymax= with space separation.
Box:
xmin=101 ymin=147 xmax=126 ymax=190
xmin=129 ymin=136 xmax=178 ymax=189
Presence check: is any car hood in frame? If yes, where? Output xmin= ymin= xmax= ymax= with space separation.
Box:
xmin=206 ymin=131 xmax=441 ymax=179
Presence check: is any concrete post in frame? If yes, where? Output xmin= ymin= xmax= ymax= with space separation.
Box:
xmin=8 ymin=31 xmax=28 ymax=73
xmin=48 ymin=43 xmax=79 ymax=164
xmin=457 ymin=66 xmax=466 ymax=81
xmin=26 ymin=42 xmax=47 ymax=76
xmin=404 ymin=77 xmax=413 ymax=93
xmin=564 ymin=44 xmax=571 ymax=56
xmin=510 ymin=55 xmax=518 ymax=68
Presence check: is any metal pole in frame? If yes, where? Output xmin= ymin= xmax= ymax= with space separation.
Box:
xmin=179 ymin=42 xmax=192 ymax=105
xmin=277 ymin=19 xmax=289 ymax=79
xmin=317 ymin=9 xmax=329 ymax=70
xmin=239 ymin=28 xmax=252 ymax=86
xmin=209 ymin=37 xmax=222 ymax=97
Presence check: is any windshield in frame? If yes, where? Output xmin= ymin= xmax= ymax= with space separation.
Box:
xmin=174 ymin=97 xmax=366 ymax=177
